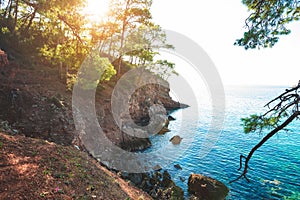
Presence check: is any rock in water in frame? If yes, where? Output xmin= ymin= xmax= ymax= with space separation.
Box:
xmin=158 ymin=126 xmax=170 ymax=135
xmin=179 ymin=177 xmax=186 ymax=182
xmin=169 ymin=135 xmax=182 ymax=145
xmin=168 ymin=115 xmax=176 ymax=121
xmin=152 ymin=165 xmax=162 ymax=171
xmin=174 ymin=164 xmax=182 ymax=170
xmin=188 ymin=174 xmax=229 ymax=200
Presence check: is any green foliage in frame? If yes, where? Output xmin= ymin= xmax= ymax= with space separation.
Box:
xmin=76 ymin=51 xmax=116 ymax=90
xmin=124 ymin=23 xmax=174 ymax=67
xmin=66 ymin=73 xmax=78 ymax=91
xmin=0 ymin=0 xmax=86 ymax=59
xmin=0 ymin=0 xmax=176 ymax=87
xmin=1 ymin=27 xmax=9 ymax=34
xmin=43 ymin=169 xmax=51 ymax=176
xmin=147 ymin=59 xmax=177 ymax=80
xmin=241 ymin=114 xmax=280 ymax=133
xmin=241 ymin=83 xmax=300 ymax=135
xmin=236 ymin=0 xmax=300 ymax=49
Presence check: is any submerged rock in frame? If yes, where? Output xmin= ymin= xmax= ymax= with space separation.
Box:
xmin=263 ymin=179 xmax=281 ymax=186
xmin=179 ymin=177 xmax=186 ymax=182
xmin=169 ymin=135 xmax=182 ymax=145
xmin=188 ymin=174 xmax=229 ymax=200
xmin=174 ymin=164 xmax=182 ymax=170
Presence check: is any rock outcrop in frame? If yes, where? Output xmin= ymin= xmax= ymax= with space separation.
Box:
xmin=129 ymin=83 xmax=182 ymax=126
xmin=97 ymin=67 xmax=185 ymax=151
xmin=188 ymin=174 xmax=229 ymax=200
xmin=122 ymin=170 xmax=184 ymax=200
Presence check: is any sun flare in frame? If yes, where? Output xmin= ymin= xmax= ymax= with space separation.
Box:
xmin=84 ymin=0 xmax=110 ymax=23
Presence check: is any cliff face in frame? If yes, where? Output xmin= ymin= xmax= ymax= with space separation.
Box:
xmin=97 ymin=81 xmax=182 ymax=152
xmin=0 ymin=62 xmax=181 ymax=152
xmin=129 ymin=83 xmax=181 ymax=125
xmin=0 ymin=66 xmax=75 ymax=146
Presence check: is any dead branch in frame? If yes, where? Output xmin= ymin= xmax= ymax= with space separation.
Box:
xmin=230 ymin=82 xmax=300 ymax=183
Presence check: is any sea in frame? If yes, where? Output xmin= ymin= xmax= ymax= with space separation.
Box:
xmin=145 ymin=85 xmax=300 ymax=199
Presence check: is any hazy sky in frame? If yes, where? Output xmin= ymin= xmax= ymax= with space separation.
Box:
xmin=89 ymin=0 xmax=300 ymax=86
xmin=151 ymin=0 xmax=300 ymax=86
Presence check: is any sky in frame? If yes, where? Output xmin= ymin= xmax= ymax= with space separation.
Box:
xmin=88 ymin=0 xmax=300 ymax=86
xmin=150 ymin=0 xmax=300 ymax=86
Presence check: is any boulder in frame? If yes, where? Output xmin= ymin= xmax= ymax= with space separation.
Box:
xmin=188 ymin=174 xmax=229 ymax=200
xmin=122 ymin=170 xmax=184 ymax=200
xmin=169 ymin=135 xmax=182 ymax=145
xmin=161 ymin=171 xmax=172 ymax=187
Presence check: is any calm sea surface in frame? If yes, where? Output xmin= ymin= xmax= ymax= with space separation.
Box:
xmin=146 ymin=85 xmax=300 ymax=199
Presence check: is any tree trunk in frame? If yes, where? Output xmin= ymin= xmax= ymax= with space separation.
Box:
xmin=13 ymin=0 xmax=18 ymax=31
xmin=3 ymin=0 xmax=12 ymax=18
xmin=117 ymin=0 xmax=131 ymax=76
xmin=25 ymin=8 xmax=37 ymax=32
xmin=58 ymin=62 xmax=63 ymax=80
xmin=117 ymin=23 xmax=126 ymax=76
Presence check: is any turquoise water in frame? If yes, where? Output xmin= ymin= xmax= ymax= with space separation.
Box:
xmin=147 ymin=86 xmax=300 ymax=199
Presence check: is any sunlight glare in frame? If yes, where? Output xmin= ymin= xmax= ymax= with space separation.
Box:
xmin=84 ymin=0 xmax=109 ymax=23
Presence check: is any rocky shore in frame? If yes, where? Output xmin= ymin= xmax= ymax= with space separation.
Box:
xmin=0 ymin=63 xmax=229 ymax=199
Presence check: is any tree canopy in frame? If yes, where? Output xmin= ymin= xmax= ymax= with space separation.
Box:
xmin=235 ymin=0 xmax=300 ymax=49
xmin=0 ymin=0 xmax=176 ymax=88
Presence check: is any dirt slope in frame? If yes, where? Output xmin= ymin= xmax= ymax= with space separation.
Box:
xmin=0 ymin=132 xmax=151 ymax=200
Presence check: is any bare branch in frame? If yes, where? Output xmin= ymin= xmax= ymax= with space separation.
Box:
xmin=231 ymin=111 xmax=300 ymax=183
xmin=231 ymin=81 xmax=300 ymax=183
xmin=264 ymin=83 xmax=300 ymax=108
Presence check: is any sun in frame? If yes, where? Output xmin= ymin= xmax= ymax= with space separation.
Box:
xmin=84 ymin=0 xmax=110 ymax=23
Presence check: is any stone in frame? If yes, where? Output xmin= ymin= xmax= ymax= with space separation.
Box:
xmin=174 ymin=164 xmax=182 ymax=170
xmin=153 ymin=165 xmax=162 ymax=171
xmin=188 ymin=174 xmax=229 ymax=200
xmin=168 ymin=115 xmax=176 ymax=121
xmin=179 ymin=177 xmax=186 ymax=182
xmin=123 ymin=173 xmax=144 ymax=186
xmin=158 ymin=126 xmax=170 ymax=135
xmin=51 ymin=96 xmax=64 ymax=108
xmin=169 ymin=135 xmax=182 ymax=145
xmin=161 ymin=171 xmax=172 ymax=187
